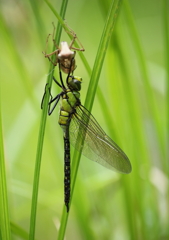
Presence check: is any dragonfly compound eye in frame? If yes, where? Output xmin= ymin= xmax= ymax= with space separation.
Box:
xmin=68 ymin=76 xmax=82 ymax=91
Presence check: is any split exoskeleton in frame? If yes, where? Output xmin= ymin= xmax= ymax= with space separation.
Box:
xmin=42 ymin=23 xmax=85 ymax=74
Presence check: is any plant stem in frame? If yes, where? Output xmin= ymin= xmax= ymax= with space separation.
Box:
xmin=29 ymin=1 xmax=69 ymax=239
xmin=57 ymin=1 xmax=122 ymax=239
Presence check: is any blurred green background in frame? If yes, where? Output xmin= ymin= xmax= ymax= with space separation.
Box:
xmin=0 ymin=0 xmax=168 ymax=239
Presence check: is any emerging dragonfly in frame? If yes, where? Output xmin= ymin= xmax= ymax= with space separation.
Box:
xmin=47 ymin=72 xmax=132 ymax=212
xmin=42 ymin=23 xmax=85 ymax=74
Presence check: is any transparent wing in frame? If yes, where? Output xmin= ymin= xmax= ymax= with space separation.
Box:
xmin=69 ymin=105 xmax=132 ymax=174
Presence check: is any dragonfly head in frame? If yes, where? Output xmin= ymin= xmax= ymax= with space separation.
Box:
xmin=68 ymin=76 xmax=82 ymax=91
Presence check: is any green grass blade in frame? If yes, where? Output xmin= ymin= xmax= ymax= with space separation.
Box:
xmin=29 ymin=1 xmax=69 ymax=240
xmin=44 ymin=0 xmax=67 ymax=27
xmin=85 ymin=0 xmax=122 ymax=111
xmin=163 ymin=0 xmax=169 ymax=172
xmin=11 ymin=222 xmax=39 ymax=240
xmin=29 ymin=0 xmax=46 ymax=45
xmin=124 ymin=0 xmax=165 ymax=165
xmin=0 ymin=12 xmax=36 ymax=105
xmin=57 ymin=1 xmax=122 ymax=239
xmin=111 ymin=34 xmax=146 ymax=239
xmin=163 ymin=0 xmax=169 ymax=233
xmin=0 ymin=89 xmax=11 ymax=240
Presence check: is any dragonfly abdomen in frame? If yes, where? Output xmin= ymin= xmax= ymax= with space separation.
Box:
xmin=64 ymin=131 xmax=71 ymax=212
xmin=59 ymin=110 xmax=70 ymax=128
xmin=58 ymin=90 xmax=80 ymax=212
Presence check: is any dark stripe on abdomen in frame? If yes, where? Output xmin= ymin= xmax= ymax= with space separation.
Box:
xmin=64 ymin=136 xmax=71 ymax=212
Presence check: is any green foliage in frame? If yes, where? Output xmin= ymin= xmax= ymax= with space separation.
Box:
xmin=0 ymin=95 xmax=11 ymax=240
xmin=0 ymin=0 xmax=168 ymax=240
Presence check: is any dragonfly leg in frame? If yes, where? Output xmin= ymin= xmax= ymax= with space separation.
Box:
xmin=41 ymin=83 xmax=53 ymax=109
xmin=64 ymin=21 xmax=85 ymax=52
xmin=48 ymin=93 xmax=61 ymax=115
xmin=66 ymin=57 xmax=75 ymax=86
xmin=42 ymin=22 xmax=59 ymax=66
xmin=42 ymin=33 xmax=52 ymax=57
xmin=58 ymin=66 xmax=66 ymax=89
xmin=51 ymin=22 xmax=59 ymax=49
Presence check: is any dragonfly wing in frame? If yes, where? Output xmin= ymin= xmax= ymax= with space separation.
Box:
xmin=69 ymin=105 xmax=132 ymax=174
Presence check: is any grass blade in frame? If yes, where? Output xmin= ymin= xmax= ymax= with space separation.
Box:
xmin=163 ymin=0 xmax=169 ymax=171
xmin=57 ymin=1 xmax=123 ymax=239
xmin=124 ymin=0 xmax=165 ymax=164
xmin=0 ymin=89 xmax=11 ymax=240
xmin=29 ymin=1 xmax=69 ymax=239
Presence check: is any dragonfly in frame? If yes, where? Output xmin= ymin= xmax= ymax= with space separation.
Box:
xmin=42 ymin=23 xmax=85 ymax=74
xmin=46 ymin=71 xmax=132 ymax=212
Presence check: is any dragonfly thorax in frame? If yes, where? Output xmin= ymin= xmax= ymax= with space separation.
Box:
xmin=58 ymin=90 xmax=80 ymax=128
